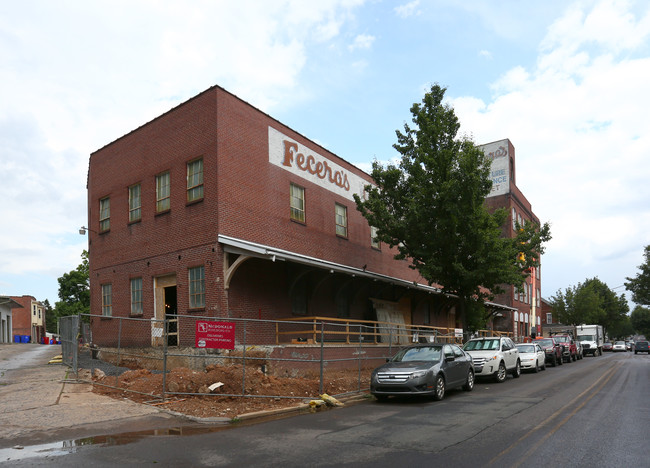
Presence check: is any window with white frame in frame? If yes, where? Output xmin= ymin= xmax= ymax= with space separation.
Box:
xmin=131 ymin=277 xmax=143 ymax=315
xmin=370 ymin=225 xmax=380 ymax=249
xmin=99 ymin=197 xmax=110 ymax=232
xmin=335 ymin=203 xmax=347 ymax=237
xmin=187 ymin=158 xmax=204 ymax=202
xmin=290 ymin=183 xmax=305 ymax=222
xmin=101 ymin=284 xmax=112 ymax=317
xmin=129 ymin=183 xmax=141 ymax=222
xmin=546 ymin=312 xmax=553 ymax=324
xmin=189 ymin=266 xmax=205 ymax=308
xmin=156 ymin=171 xmax=171 ymax=212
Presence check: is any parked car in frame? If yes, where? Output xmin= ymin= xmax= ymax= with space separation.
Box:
xmin=626 ymin=341 xmax=634 ymax=351
xmin=552 ymin=334 xmax=578 ymax=362
xmin=612 ymin=341 xmax=626 ymax=352
xmin=463 ymin=336 xmax=521 ymax=383
xmin=634 ymin=341 xmax=649 ymax=354
xmin=574 ymin=340 xmax=584 ymax=360
xmin=603 ymin=342 xmax=613 ymax=352
xmin=535 ymin=337 xmax=563 ymax=367
xmin=516 ymin=343 xmax=546 ymax=372
xmin=370 ymin=343 xmax=475 ymax=401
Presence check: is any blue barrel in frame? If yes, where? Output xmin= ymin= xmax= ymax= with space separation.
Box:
xmin=21 ymin=335 xmax=30 ymax=343
xmin=13 ymin=335 xmax=20 ymax=343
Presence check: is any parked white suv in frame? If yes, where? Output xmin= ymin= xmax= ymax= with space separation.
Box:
xmin=463 ymin=336 xmax=521 ymax=383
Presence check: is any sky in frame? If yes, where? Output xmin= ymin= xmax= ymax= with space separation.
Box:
xmin=1 ymin=0 xmax=649 ymax=311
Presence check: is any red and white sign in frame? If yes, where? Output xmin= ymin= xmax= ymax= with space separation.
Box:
xmin=195 ymin=321 xmax=236 ymax=349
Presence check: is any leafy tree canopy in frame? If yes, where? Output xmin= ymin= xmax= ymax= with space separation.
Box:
xmin=53 ymin=250 xmax=89 ymax=321
xmin=625 ymin=245 xmax=650 ymax=306
xmin=630 ymin=305 xmax=650 ymax=337
xmin=353 ymin=84 xmax=551 ymax=332
xmin=550 ymin=278 xmax=628 ymax=335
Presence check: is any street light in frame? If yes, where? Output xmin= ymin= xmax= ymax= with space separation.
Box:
xmin=78 ymin=226 xmax=96 ymax=235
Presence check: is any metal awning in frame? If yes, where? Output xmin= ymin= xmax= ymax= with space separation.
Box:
xmin=218 ymin=234 xmax=446 ymax=295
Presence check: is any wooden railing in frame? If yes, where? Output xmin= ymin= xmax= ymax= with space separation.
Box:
xmin=275 ymin=316 xmax=511 ymax=345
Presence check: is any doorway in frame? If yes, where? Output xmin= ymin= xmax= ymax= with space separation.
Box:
xmin=164 ymin=286 xmax=178 ymax=346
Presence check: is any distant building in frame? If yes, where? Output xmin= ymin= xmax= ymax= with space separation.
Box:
xmin=0 ymin=296 xmax=21 ymax=343
xmin=479 ymin=139 xmax=543 ymax=340
xmin=86 ymin=85 xmax=514 ymax=347
xmin=9 ymin=295 xmax=46 ymax=343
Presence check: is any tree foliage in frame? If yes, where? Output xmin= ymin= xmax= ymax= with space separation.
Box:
xmin=630 ymin=305 xmax=650 ymax=337
xmin=353 ymin=84 xmax=551 ymax=332
xmin=625 ymin=245 xmax=650 ymax=306
xmin=550 ymin=278 xmax=628 ymax=335
xmin=53 ymin=250 xmax=90 ymax=321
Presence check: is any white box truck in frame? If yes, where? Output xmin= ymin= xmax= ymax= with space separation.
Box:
xmin=576 ymin=324 xmax=604 ymax=356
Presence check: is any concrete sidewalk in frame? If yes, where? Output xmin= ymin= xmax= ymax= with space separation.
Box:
xmin=0 ymin=344 xmax=185 ymax=449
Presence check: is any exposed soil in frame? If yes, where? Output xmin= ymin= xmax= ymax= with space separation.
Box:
xmin=88 ymin=364 xmax=372 ymax=420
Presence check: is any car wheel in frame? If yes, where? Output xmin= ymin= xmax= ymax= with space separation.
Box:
xmin=635 ymin=351 xmax=637 ymax=355
xmin=463 ymin=369 xmax=474 ymax=391
xmin=433 ymin=374 xmax=445 ymax=401
xmin=494 ymin=362 xmax=507 ymax=383
xmin=512 ymin=360 xmax=521 ymax=378
xmin=533 ymin=360 xmax=539 ymax=373
xmin=542 ymin=360 xmax=546 ymax=371
xmin=594 ymin=349 xmax=600 ymax=357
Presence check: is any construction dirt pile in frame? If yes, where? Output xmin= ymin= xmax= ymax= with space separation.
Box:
xmin=90 ymin=364 xmax=372 ymax=420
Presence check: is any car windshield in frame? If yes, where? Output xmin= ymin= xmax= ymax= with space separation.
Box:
xmin=554 ymin=336 xmax=568 ymax=342
xmin=392 ymin=346 xmax=442 ymax=362
xmin=464 ymin=339 xmax=500 ymax=351
xmin=615 ymin=341 xmax=625 ymax=345
xmin=577 ymin=335 xmax=593 ymax=341
xmin=517 ymin=345 xmax=536 ymax=353
xmin=536 ymin=339 xmax=553 ymax=346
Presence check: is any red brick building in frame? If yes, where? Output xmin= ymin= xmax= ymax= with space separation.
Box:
xmin=9 ymin=295 xmax=45 ymax=343
xmin=87 ymin=85 xmax=514 ymax=347
xmin=480 ymin=139 xmax=543 ymax=340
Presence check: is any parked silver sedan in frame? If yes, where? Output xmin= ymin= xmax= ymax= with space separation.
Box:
xmin=516 ymin=343 xmax=546 ymax=372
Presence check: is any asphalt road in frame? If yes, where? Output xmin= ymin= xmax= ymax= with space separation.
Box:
xmin=3 ymin=350 xmax=648 ymax=467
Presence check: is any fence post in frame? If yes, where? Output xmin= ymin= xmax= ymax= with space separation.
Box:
xmin=242 ymin=321 xmax=247 ymax=397
xmin=319 ymin=321 xmax=324 ymax=395
xmin=115 ymin=317 xmax=122 ymax=388
xmin=357 ymin=325 xmax=362 ymax=391
xmin=162 ymin=318 xmax=168 ymax=402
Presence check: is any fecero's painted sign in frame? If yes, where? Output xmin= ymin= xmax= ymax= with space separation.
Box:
xmin=268 ymin=126 xmax=368 ymax=202
xmin=195 ymin=321 xmax=235 ymax=350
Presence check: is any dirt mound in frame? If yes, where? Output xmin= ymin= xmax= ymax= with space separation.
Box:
xmin=91 ymin=364 xmax=371 ymax=419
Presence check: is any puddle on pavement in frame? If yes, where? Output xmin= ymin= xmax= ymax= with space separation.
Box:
xmin=0 ymin=410 xmax=305 ymax=463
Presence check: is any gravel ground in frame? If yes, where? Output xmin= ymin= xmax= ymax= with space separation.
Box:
xmin=75 ymin=348 xmax=131 ymax=377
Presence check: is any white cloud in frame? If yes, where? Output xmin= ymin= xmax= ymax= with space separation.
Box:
xmin=348 ymin=34 xmax=376 ymax=51
xmin=395 ymin=1 xmax=421 ymax=19
xmin=452 ymin=0 xmax=650 ymax=298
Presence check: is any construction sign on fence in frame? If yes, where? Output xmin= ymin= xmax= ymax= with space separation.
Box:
xmin=195 ymin=321 xmax=236 ymax=349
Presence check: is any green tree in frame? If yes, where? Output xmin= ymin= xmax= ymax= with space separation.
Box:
xmin=625 ymin=245 xmax=650 ymax=306
xmin=43 ymin=299 xmax=55 ymax=333
xmin=353 ymin=84 xmax=551 ymax=333
xmin=550 ymin=278 xmax=628 ymax=334
xmin=53 ymin=250 xmax=90 ymax=321
xmin=630 ymin=305 xmax=650 ymax=337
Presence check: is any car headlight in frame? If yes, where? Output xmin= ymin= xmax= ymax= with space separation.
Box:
xmin=410 ymin=370 xmax=428 ymax=379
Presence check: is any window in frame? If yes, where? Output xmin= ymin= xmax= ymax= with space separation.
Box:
xmin=187 ymin=158 xmax=204 ymax=202
xmin=546 ymin=312 xmax=553 ymax=324
xmin=101 ymin=284 xmax=112 ymax=317
xmin=156 ymin=171 xmax=171 ymax=212
xmin=290 ymin=183 xmax=305 ymax=222
xmin=129 ymin=184 xmax=141 ymax=222
xmin=130 ymin=277 xmax=143 ymax=315
xmin=512 ymin=208 xmax=517 ymax=230
xmin=370 ymin=226 xmax=380 ymax=249
xmin=99 ymin=197 xmax=110 ymax=232
xmin=335 ymin=203 xmax=347 ymax=237
xmin=189 ymin=266 xmax=205 ymax=309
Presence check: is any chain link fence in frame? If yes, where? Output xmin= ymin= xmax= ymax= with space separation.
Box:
xmin=60 ymin=313 xmax=511 ymax=402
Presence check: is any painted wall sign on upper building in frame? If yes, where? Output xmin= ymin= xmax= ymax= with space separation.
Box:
xmin=268 ymin=126 xmax=367 ymax=202
xmin=478 ymin=139 xmax=510 ymax=198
